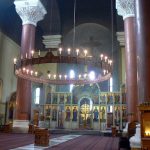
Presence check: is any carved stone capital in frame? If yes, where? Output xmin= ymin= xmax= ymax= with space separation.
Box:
xmin=14 ymin=0 xmax=47 ymax=26
xmin=116 ymin=0 xmax=135 ymax=20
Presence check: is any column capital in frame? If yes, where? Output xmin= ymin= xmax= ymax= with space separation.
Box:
xmin=116 ymin=0 xmax=135 ymax=20
xmin=14 ymin=0 xmax=47 ymax=26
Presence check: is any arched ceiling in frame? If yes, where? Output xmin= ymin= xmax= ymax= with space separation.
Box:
xmin=0 ymin=0 xmax=124 ymax=50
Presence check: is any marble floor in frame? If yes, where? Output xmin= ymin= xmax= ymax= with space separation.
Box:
xmin=10 ymin=135 xmax=81 ymax=150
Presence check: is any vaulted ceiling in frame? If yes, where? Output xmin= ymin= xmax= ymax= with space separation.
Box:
xmin=0 ymin=0 xmax=124 ymax=50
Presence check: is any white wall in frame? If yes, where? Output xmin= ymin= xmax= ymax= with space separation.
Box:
xmin=0 ymin=32 xmax=20 ymax=105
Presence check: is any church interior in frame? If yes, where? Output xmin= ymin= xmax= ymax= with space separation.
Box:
xmin=0 ymin=0 xmax=150 ymax=149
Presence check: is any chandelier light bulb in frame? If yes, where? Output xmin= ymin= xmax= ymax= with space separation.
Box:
xmin=59 ymin=47 xmax=62 ymax=55
xmin=109 ymin=60 xmax=113 ymax=65
xmin=67 ymin=48 xmax=71 ymax=55
xmin=84 ymin=49 xmax=88 ymax=57
xmin=31 ymin=50 xmax=34 ymax=57
xmin=59 ymin=74 xmax=62 ymax=79
xmin=30 ymin=70 xmax=33 ymax=75
xmin=53 ymin=74 xmax=56 ymax=79
xmin=76 ymin=49 xmax=79 ymax=56
xmin=70 ymin=70 xmax=75 ymax=79
xmin=64 ymin=75 xmax=67 ymax=79
xmin=22 ymin=67 xmax=26 ymax=72
xmin=14 ymin=58 xmax=17 ymax=64
xmin=89 ymin=71 xmax=95 ymax=80
xmin=35 ymin=71 xmax=38 ymax=76
xmin=79 ymin=74 xmax=81 ymax=79
xmin=48 ymin=74 xmax=51 ymax=79
xmin=104 ymin=56 xmax=108 ymax=62
xmin=103 ymin=69 xmax=106 ymax=75
xmin=100 ymin=54 xmax=104 ymax=60
xmin=26 ymin=69 xmax=29 ymax=74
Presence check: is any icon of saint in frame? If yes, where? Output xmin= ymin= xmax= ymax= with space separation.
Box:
xmin=65 ymin=106 xmax=71 ymax=121
xmin=72 ymin=107 xmax=77 ymax=121
xmin=93 ymin=107 xmax=99 ymax=121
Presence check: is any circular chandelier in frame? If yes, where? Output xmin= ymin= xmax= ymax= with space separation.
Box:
xmin=13 ymin=0 xmax=113 ymax=85
xmin=13 ymin=48 xmax=113 ymax=85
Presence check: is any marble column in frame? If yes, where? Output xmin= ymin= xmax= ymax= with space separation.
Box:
xmin=116 ymin=0 xmax=138 ymax=122
xmin=135 ymin=0 xmax=150 ymax=103
xmin=13 ymin=0 xmax=46 ymax=132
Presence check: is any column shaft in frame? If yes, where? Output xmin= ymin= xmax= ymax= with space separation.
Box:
xmin=15 ymin=25 xmax=35 ymax=120
xmin=135 ymin=0 xmax=150 ymax=103
xmin=124 ymin=17 xmax=138 ymax=122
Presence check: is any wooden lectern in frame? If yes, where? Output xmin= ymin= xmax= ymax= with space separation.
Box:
xmin=139 ymin=102 xmax=150 ymax=150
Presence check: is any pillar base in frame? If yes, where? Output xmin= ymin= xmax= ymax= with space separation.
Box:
xmin=129 ymin=124 xmax=141 ymax=149
xmin=13 ymin=120 xmax=29 ymax=133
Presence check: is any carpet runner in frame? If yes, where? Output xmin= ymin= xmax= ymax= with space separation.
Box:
xmin=0 ymin=133 xmax=119 ymax=150
xmin=11 ymin=135 xmax=81 ymax=150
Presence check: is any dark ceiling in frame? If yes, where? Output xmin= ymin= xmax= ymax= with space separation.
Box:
xmin=0 ymin=0 xmax=124 ymax=50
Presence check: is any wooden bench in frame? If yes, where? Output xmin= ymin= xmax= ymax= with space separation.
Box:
xmin=34 ymin=128 xmax=49 ymax=147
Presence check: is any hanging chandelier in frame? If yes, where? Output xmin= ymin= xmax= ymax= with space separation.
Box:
xmin=13 ymin=0 xmax=113 ymax=85
xmin=13 ymin=48 xmax=112 ymax=85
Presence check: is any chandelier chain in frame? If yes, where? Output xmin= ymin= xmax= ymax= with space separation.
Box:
xmin=73 ymin=0 xmax=77 ymax=51
xmin=111 ymin=0 xmax=114 ymax=72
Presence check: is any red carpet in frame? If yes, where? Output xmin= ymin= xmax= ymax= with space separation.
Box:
xmin=47 ymin=135 xmax=119 ymax=150
xmin=0 ymin=133 xmax=34 ymax=150
xmin=0 ymin=133 xmax=119 ymax=150
xmin=0 ymin=133 xmax=63 ymax=150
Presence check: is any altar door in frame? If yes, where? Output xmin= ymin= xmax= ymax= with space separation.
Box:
xmin=79 ymin=98 xmax=92 ymax=129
